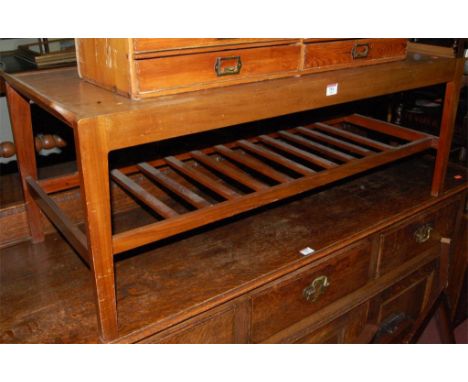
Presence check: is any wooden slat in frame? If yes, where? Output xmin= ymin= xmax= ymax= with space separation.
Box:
xmin=111 ymin=169 xmax=178 ymax=219
xmin=214 ymin=145 xmax=292 ymax=183
xmin=26 ymin=177 xmax=89 ymax=263
xmin=278 ymin=130 xmax=355 ymax=162
xmin=165 ymin=156 xmax=240 ymax=200
xmin=297 ymin=126 xmax=374 ymax=156
xmin=113 ymin=137 xmax=435 ymax=254
xmin=345 ymin=114 xmax=428 ymax=141
xmin=138 ymin=162 xmax=212 ymax=209
xmin=191 ymin=150 xmax=268 ymax=191
xmin=237 ymin=139 xmax=315 ymax=176
xmin=314 ymin=122 xmax=393 ymax=151
xmin=258 ymin=135 xmax=337 ymax=169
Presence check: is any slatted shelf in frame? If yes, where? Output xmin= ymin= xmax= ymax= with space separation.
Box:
xmin=109 ymin=114 xmax=437 ymax=254
xmin=26 ymin=114 xmax=438 ymax=257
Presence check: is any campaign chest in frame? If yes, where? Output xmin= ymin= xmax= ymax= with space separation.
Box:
xmin=76 ymin=38 xmax=407 ymax=99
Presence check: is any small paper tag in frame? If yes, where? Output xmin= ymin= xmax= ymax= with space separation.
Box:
xmin=299 ymin=247 xmax=315 ymax=256
xmin=326 ymin=83 xmax=339 ymax=96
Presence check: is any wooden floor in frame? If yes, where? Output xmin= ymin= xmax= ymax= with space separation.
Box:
xmin=0 ymin=156 xmax=466 ymax=343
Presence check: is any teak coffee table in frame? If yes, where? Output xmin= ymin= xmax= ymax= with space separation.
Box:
xmin=2 ymin=51 xmax=464 ymax=342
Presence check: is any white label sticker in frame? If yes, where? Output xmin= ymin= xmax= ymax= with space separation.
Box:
xmin=299 ymin=247 xmax=315 ymax=256
xmin=326 ymin=83 xmax=339 ymax=96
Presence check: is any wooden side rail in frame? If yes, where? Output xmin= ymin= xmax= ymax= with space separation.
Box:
xmin=26 ymin=177 xmax=89 ymax=264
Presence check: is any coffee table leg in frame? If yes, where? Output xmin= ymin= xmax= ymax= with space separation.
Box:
xmin=431 ymin=58 xmax=464 ymax=197
xmin=5 ymin=84 xmax=44 ymax=243
xmin=75 ymin=119 xmax=118 ymax=342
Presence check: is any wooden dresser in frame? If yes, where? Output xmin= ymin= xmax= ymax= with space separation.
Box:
xmin=0 ymin=157 xmax=466 ymax=343
xmin=1 ymin=44 xmax=465 ymax=343
xmin=130 ymin=159 xmax=466 ymax=344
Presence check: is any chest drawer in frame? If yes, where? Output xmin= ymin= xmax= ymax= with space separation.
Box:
xmin=377 ymin=199 xmax=461 ymax=275
xmin=135 ymin=44 xmax=301 ymax=96
xmin=250 ymin=239 xmax=372 ymax=343
xmin=133 ymin=38 xmax=291 ymax=54
xmin=369 ymin=259 xmax=439 ymax=343
xmin=303 ymin=38 xmax=407 ymax=72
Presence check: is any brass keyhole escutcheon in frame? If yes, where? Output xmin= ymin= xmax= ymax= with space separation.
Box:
xmin=303 ymin=275 xmax=330 ymax=302
xmin=414 ymin=223 xmax=433 ymax=243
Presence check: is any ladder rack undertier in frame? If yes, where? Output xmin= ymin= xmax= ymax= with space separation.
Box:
xmin=28 ymin=114 xmax=437 ymax=258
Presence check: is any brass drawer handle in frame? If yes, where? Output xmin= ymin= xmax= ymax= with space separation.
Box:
xmin=352 ymin=43 xmax=370 ymax=59
xmin=214 ymin=56 xmax=242 ymax=76
xmin=303 ymin=275 xmax=330 ymax=302
xmin=414 ymin=223 xmax=433 ymax=243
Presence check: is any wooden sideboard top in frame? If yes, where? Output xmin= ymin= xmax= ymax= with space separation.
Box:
xmin=1 ymin=157 xmax=466 ymax=344
xmin=1 ymin=53 xmax=459 ymax=150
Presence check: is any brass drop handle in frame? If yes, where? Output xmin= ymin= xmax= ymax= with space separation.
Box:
xmin=414 ymin=223 xmax=433 ymax=243
xmin=214 ymin=56 xmax=242 ymax=76
xmin=303 ymin=275 xmax=330 ymax=302
xmin=352 ymin=43 xmax=370 ymax=59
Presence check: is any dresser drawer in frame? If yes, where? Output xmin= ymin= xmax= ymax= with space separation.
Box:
xmin=133 ymin=38 xmax=290 ymax=54
xmin=377 ymin=200 xmax=461 ymax=275
xmin=250 ymin=239 xmax=372 ymax=343
xmin=303 ymin=38 xmax=407 ymax=72
xmin=135 ymin=44 xmax=301 ymax=96
xmin=369 ymin=259 xmax=439 ymax=343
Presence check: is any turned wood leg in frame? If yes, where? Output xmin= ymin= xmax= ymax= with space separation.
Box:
xmin=75 ymin=119 xmax=118 ymax=342
xmin=5 ymin=84 xmax=44 ymax=243
xmin=431 ymin=58 xmax=464 ymax=197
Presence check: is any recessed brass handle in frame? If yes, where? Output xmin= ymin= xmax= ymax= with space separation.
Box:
xmin=414 ymin=223 xmax=433 ymax=243
xmin=303 ymin=275 xmax=330 ymax=302
xmin=352 ymin=43 xmax=370 ymax=59
xmin=214 ymin=56 xmax=242 ymax=76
